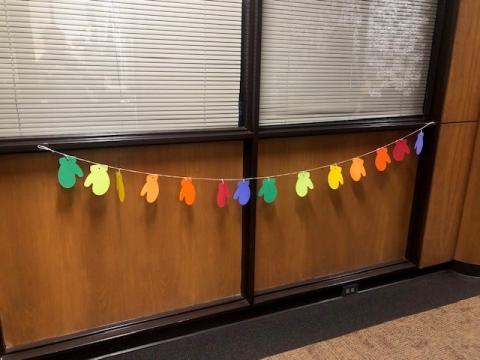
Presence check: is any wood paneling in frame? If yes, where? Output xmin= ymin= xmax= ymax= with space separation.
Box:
xmin=455 ymin=123 xmax=480 ymax=265
xmin=255 ymin=131 xmax=418 ymax=291
xmin=420 ymin=0 xmax=480 ymax=267
xmin=0 ymin=141 xmax=243 ymax=348
xmin=446 ymin=0 xmax=480 ymax=267
xmin=420 ymin=122 xmax=478 ymax=267
xmin=442 ymin=0 xmax=480 ymax=122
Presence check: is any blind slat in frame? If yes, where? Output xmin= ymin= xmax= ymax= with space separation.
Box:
xmin=0 ymin=0 xmax=242 ymax=138
xmin=260 ymin=0 xmax=437 ymax=126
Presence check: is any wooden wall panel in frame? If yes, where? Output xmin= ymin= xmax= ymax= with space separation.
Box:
xmin=420 ymin=0 xmax=480 ymax=267
xmin=455 ymin=123 xmax=480 ymax=265
xmin=446 ymin=0 xmax=480 ymax=267
xmin=442 ymin=0 xmax=480 ymax=122
xmin=420 ymin=122 xmax=477 ymax=267
xmin=0 ymin=141 xmax=243 ymax=348
xmin=255 ymin=131 xmax=418 ymax=291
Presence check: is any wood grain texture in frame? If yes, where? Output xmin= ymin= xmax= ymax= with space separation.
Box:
xmin=420 ymin=122 xmax=478 ymax=267
xmin=255 ymin=131 xmax=418 ymax=291
xmin=0 ymin=141 xmax=243 ymax=348
xmin=442 ymin=0 xmax=480 ymax=122
xmin=455 ymin=123 xmax=480 ymax=265
xmin=420 ymin=0 xmax=480 ymax=266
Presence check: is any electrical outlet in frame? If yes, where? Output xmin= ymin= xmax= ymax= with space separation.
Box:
xmin=342 ymin=283 xmax=358 ymax=297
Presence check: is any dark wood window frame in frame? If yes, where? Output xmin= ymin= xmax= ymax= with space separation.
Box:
xmin=0 ymin=0 xmax=458 ymax=358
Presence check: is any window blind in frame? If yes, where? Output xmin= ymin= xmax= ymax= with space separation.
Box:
xmin=0 ymin=0 xmax=242 ymax=137
xmin=259 ymin=0 xmax=437 ymax=126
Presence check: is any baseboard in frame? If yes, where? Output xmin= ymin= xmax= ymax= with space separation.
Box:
xmin=451 ymin=261 xmax=480 ymax=277
xmin=254 ymin=260 xmax=416 ymax=304
xmin=0 ymin=296 xmax=249 ymax=360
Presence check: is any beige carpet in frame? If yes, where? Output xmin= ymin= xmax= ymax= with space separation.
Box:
xmin=266 ymin=295 xmax=480 ymax=360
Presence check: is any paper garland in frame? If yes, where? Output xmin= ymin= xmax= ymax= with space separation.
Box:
xmin=375 ymin=147 xmax=391 ymax=172
xmin=217 ymin=181 xmax=231 ymax=208
xmin=141 ymin=175 xmax=160 ymax=203
xmin=116 ymin=171 xmax=126 ymax=203
xmin=393 ymin=139 xmax=410 ymax=161
xmin=84 ymin=164 xmax=110 ymax=196
xmin=40 ymin=122 xmax=434 ymax=206
xmin=328 ymin=165 xmax=344 ymax=190
xmin=350 ymin=158 xmax=366 ymax=182
xmin=58 ymin=156 xmax=83 ymax=189
xmin=295 ymin=171 xmax=314 ymax=197
xmin=415 ymin=131 xmax=424 ymax=155
xmin=234 ymin=180 xmax=251 ymax=206
xmin=258 ymin=178 xmax=278 ymax=204
xmin=179 ymin=177 xmax=196 ymax=205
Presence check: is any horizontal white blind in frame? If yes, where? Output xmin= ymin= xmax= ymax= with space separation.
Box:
xmin=259 ymin=0 xmax=437 ymax=126
xmin=0 ymin=0 xmax=242 ymax=137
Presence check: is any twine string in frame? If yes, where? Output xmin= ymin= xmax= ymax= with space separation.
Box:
xmin=37 ymin=121 xmax=435 ymax=182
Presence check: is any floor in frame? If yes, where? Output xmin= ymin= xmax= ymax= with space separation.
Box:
xmin=268 ymin=295 xmax=480 ymax=359
xmin=99 ymin=271 xmax=480 ymax=360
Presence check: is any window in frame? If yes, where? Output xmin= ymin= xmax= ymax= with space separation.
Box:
xmin=259 ymin=0 xmax=437 ymax=126
xmin=0 ymin=0 xmax=242 ymax=137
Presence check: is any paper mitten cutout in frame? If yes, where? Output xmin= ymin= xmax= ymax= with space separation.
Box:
xmin=328 ymin=165 xmax=344 ymax=190
xmin=414 ymin=131 xmax=424 ymax=155
xmin=375 ymin=147 xmax=391 ymax=172
xmin=140 ymin=175 xmax=159 ymax=203
xmin=217 ymin=181 xmax=231 ymax=208
xmin=350 ymin=157 xmax=366 ymax=182
xmin=84 ymin=164 xmax=110 ymax=196
xmin=258 ymin=178 xmax=278 ymax=204
xmin=179 ymin=177 xmax=196 ymax=206
xmin=295 ymin=171 xmax=314 ymax=197
xmin=233 ymin=180 xmax=251 ymax=206
xmin=393 ymin=139 xmax=410 ymax=161
xmin=58 ymin=156 xmax=84 ymax=189
xmin=116 ymin=171 xmax=125 ymax=203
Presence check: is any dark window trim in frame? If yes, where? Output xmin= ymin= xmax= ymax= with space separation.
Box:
xmin=0 ymin=127 xmax=254 ymax=154
xmin=258 ymin=116 xmax=428 ymax=139
xmin=406 ymin=0 xmax=457 ymax=263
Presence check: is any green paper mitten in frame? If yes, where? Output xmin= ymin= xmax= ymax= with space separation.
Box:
xmin=258 ymin=178 xmax=278 ymax=204
xmin=58 ymin=156 xmax=84 ymax=189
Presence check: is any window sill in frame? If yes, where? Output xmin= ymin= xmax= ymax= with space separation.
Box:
xmin=0 ymin=127 xmax=254 ymax=154
xmin=257 ymin=116 xmax=429 ymax=139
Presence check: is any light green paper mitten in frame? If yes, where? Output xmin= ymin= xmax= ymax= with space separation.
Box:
xmin=84 ymin=164 xmax=110 ymax=196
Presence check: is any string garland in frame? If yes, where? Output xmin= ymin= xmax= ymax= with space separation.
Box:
xmin=37 ymin=121 xmax=435 ymax=183
xmin=40 ymin=121 xmax=435 ymax=206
